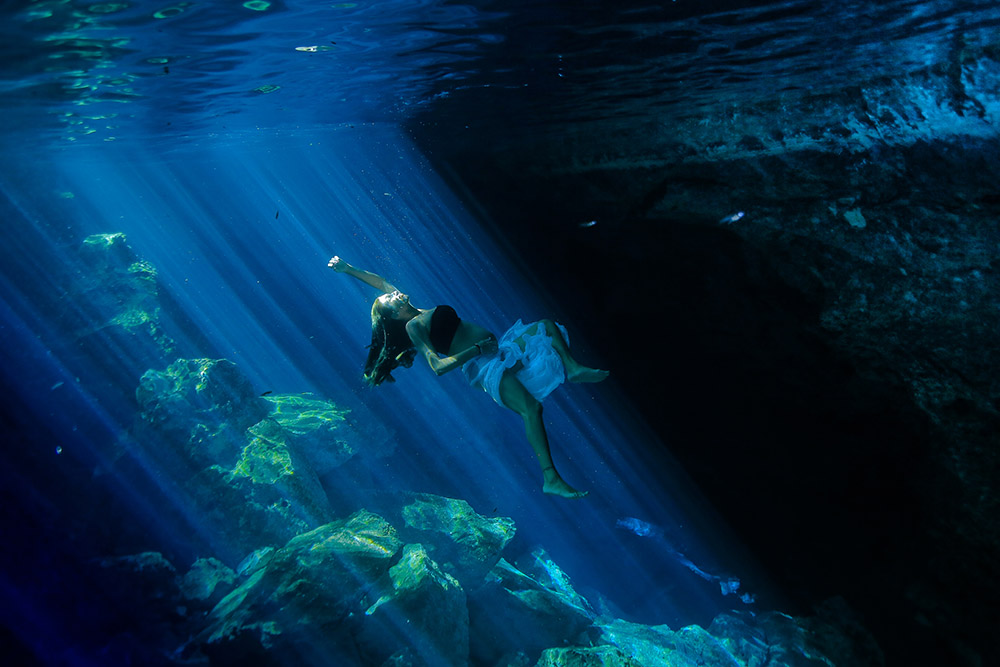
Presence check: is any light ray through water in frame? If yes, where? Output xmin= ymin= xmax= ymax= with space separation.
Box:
xmin=2 ymin=126 xmax=774 ymax=645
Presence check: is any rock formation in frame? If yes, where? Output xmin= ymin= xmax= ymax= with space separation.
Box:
xmin=405 ymin=22 xmax=1000 ymax=666
xmin=3 ymin=230 xmax=886 ymax=666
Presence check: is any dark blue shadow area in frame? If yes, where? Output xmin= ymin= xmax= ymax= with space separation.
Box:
xmin=1 ymin=126 xmax=773 ymax=663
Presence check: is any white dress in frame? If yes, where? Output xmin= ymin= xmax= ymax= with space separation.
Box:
xmin=462 ymin=319 xmax=570 ymax=406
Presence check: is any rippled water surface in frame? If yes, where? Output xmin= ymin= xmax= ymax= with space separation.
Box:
xmin=3 ymin=0 xmax=999 ymax=146
xmin=0 ymin=0 xmax=507 ymax=143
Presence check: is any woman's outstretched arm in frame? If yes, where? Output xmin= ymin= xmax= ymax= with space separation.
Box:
xmin=328 ymin=256 xmax=397 ymax=294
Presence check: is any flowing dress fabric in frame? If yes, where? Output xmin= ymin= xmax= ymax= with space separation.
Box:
xmin=462 ymin=319 xmax=570 ymax=406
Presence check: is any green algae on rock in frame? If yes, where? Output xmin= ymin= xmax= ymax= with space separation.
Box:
xmin=128 ymin=361 xmax=406 ymax=557
xmin=121 ymin=356 xmax=873 ymax=666
xmin=190 ymin=464 xmax=315 ymax=555
xmin=135 ymin=358 xmax=268 ymax=469
xmin=73 ymin=232 xmax=174 ymax=356
xmin=262 ymin=392 xmax=395 ymax=474
xmin=536 ymin=645 xmax=640 ymax=667
xmin=400 ymin=493 xmax=516 ymax=588
xmin=595 ymin=619 xmax=736 ymax=667
xmin=363 ymin=543 xmax=470 ymax=667
xmin=229 ymin=418 xmax=335 ymax=529
xmin=202 ymin=510 xmax=406 ymax=664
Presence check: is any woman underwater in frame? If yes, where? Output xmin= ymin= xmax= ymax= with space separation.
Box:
xmin=328 ymin=255 xmax=609 ymax=499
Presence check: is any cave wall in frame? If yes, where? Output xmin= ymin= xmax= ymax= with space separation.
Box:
xmin=407 ymin=60 xmax=1000 ymax=667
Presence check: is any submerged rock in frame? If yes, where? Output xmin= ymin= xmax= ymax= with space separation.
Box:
xmin=230 ymin=417 xmax=334 ymax=527
xmin=89 ymin=551 xmax=191 ymax=664
xmin=587 ymin=602 xmax=883 ymax=667
xmin=235 ymin=546 xmax=276 ymax=578
xmin=187 ymin=463 xmax=317 ymax=558
xmin=117 ymin=354 xmax=879 ymax=667
xmin=200 ymin=510 xmax=405 ymax=665
xmin=133 ymin=371 xmax=392 ymax=485
xmin=262 ymin=393 xmax=396 ymax=475
xmin=42 ymin=232 xmax=179 ymax=428
xmin=361 ymin=543 xmax=470 ymax=667
xmin=515 ymin=548 xmax=595 ymax=618
xmin=709 ymin=599 xmax=884 ymax=667
xmin=129 ymin=365 xmax=397 ymax=556
xmin=399 ymin=493 xmax=516 ymax=588
xmin=596 ymin=619 xmax=739 ymax=667
xmin=97 ymin=550 xmax=178 ymax=588
xmin=535 ymin=645 xmax=638 ymax=667
xmin=469 ymin=557 xmax=596 ymax=666
xmin=134 ymin=358 xmax=267 ymax=469
xmin=69 ymin=232 xmax=175 ymax=358
xmin=178 ymin=557 xmax=237 ymax=610
xmin=191 ymin=502 xmax=520 ymax=666
xmin=170 ymin=494 xmax=873 ymax=667
xmin=413 ymin=42 xmax=1000 ymax=664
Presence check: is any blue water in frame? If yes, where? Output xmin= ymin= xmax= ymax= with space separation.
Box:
xmin=3 ymin=117 xmax=761 ymax=642
xmin=17 ymin=0 xmax=997 ymax=663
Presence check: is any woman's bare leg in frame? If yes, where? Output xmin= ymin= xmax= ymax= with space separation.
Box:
xmin=498 ymin=368 xmax=587 ymax=499
xmin=537 ymin=319 xmax=609 ymax=383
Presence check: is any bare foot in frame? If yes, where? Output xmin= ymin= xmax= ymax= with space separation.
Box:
xmin=542 ymin=469 xmax=588 ymax=499
xmin=567 ymin=364 xmax=609 ymax=383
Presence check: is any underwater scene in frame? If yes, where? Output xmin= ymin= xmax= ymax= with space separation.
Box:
xmin=2 ymin=1 xmax=999 ymax=666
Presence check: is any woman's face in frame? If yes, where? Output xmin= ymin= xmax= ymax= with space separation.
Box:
xmin=378 ymin=290 xmax=411 ymax=319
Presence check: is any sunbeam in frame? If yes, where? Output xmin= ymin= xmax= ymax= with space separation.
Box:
xmin=2 ymin=125 xmax=770 ymax=663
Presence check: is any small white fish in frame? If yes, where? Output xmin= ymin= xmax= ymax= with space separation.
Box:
xmin=719 ymin=211 xmax=745 ymax=225
xmin=51 ymin=381 xmax=64 ymax=390
xmin=579 ymin=220 xmax=597 ymax=228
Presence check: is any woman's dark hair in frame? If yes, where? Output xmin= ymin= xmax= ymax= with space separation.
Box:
xmin=363 ymin=299 xmax=416 ymax=386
